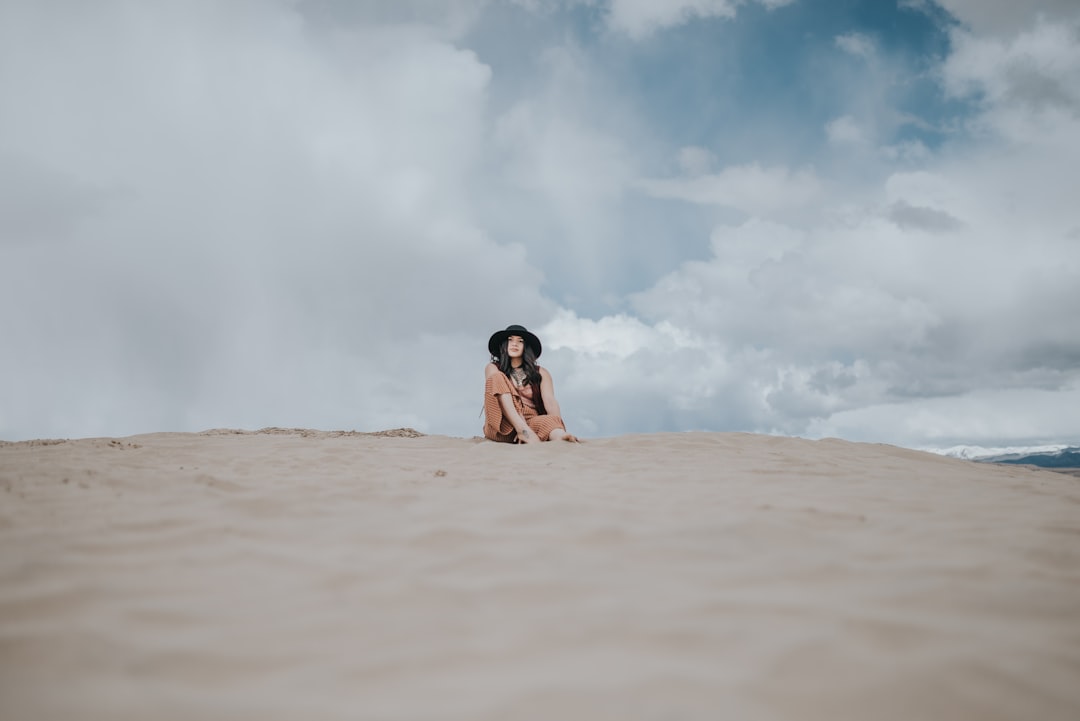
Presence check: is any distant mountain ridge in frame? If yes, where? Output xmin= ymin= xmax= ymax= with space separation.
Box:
xmin=927 ymin=445 xmax=1080 ymax=469
xmin=988 ymin=448 xmax=1080 ymax=469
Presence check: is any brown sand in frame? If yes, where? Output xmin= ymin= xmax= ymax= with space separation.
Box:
xmin=2 ymin=429 xmax=1078 ymax=720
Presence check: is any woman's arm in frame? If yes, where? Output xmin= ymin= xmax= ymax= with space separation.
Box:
xmin=499 ymin=394 xmax=538 ymax=443
xmin=539 ymin=367 xmax=562 ymax=418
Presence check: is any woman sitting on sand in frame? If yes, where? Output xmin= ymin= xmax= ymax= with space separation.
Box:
xmin=484 ymin=325 xmax=579 ymax=444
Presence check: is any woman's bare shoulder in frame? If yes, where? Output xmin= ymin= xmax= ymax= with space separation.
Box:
xmin=484 ymin=362 xmax=501 ymax=377
xmin=539 ymin=366 xmax=552 ymax=380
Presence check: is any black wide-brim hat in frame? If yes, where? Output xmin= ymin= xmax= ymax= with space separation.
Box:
xmin=488 ymin=324 xmax=542 ymax=358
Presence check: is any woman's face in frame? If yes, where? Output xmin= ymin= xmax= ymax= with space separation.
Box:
xmin=506 ymin=335 xmax=525 ymax=360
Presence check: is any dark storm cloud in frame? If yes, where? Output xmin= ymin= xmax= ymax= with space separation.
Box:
xmin=888 ymin=201 xmax=963 ymax=232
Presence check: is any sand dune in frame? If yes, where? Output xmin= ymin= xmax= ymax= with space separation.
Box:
xmin=2 ymin=429 xmax=1079 ymax=720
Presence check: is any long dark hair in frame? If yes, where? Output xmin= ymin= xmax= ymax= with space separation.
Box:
xmin=495 ymin=340 xmax=542 ymax=386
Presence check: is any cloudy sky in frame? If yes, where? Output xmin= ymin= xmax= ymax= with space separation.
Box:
xmin=2 ymin=0 xmax=1078 ymax=448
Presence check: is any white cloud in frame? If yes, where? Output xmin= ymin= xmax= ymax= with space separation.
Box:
xmin=807 ymin=385 xmax=1080 ymax=447
xmin=630 ymin=216 xmax=947 ymax=361
xmin=550 ymin=173 xmax=1078 ymax=442
xmin=930 ymin=0 xmax=1079 ymax=36
xmin=677 ymin=146 xmax=718 ymax=175
xmin=942 ymin=16 xmax=1080 ymax=141
xmin=560 ymin=52 xmax=1080 ymax=442
xmin=0 ymin=1 xmax=544 ymax=439
xmin=880 ymin=140 xmax=931 ymax=162
xmin=484 ymin=43 xmax=642 ymax=306
xmin=605 ymin=0 xmax=794 ymax=39
xmin=541 ymin=308 xmax=702 ymax=359
xmin=638 ymin=163 xmax=823 ymax=217
xmin=834 ymin=31 xmax=875 ymax=58
xmin=300 ymin=0 xmax=492 ymax=39
xmin=606 ymin=0 xmax=737 ymax=38
xmin=825 ymin=115 xmax=869 ymax=146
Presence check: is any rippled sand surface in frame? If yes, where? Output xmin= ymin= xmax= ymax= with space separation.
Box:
xmin=2 ymin=429 xmax=1079 ymax=720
